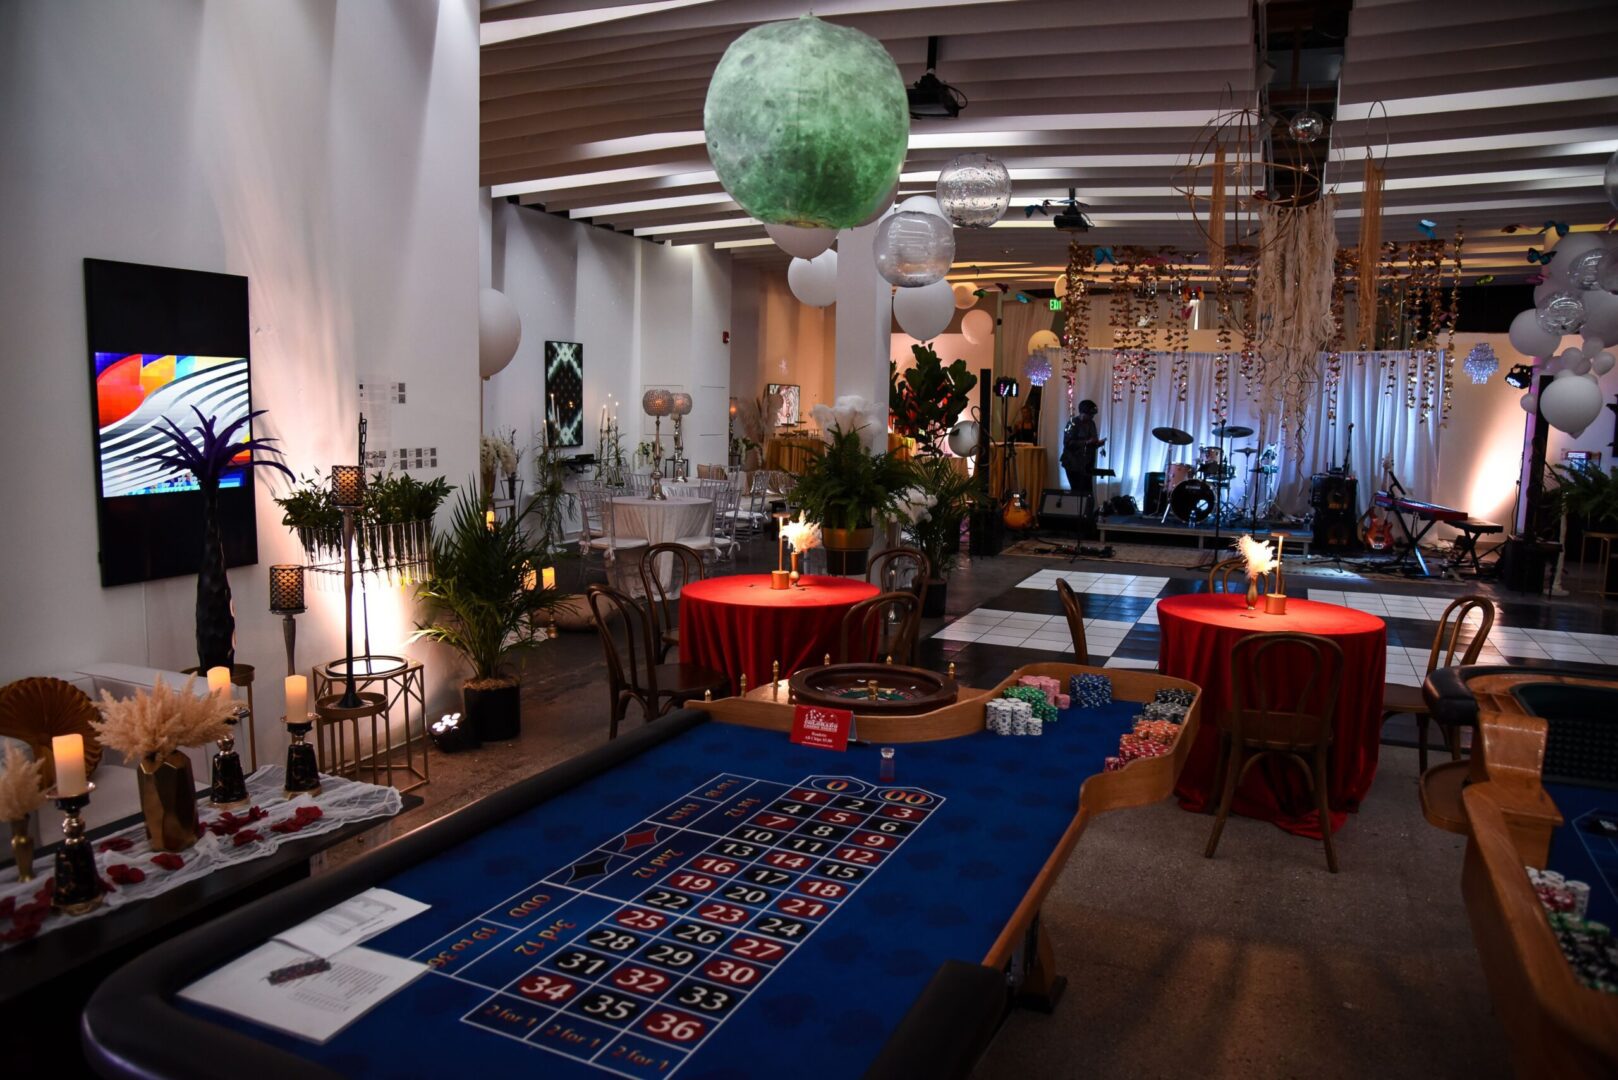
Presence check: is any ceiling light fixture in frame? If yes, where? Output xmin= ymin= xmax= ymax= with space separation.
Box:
xmin=908 ymin=37 xmax=966 ymax=119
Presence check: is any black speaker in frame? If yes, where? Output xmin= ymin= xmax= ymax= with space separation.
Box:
xmin=1143 ymin=471 xmax=1166 ymax=516
xmin=1038 ymin=488 xmax=1084 ymax=529
xmin=1310 ymin=473 xmax=1360 ymax=551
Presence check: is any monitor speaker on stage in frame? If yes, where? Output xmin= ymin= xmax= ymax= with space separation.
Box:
xmin=1038 ymin=488 xmax=1083 ymax=530
xmin=1310 ymin=473 xmax=1360 ymax=552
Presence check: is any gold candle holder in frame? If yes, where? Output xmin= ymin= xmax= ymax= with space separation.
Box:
xmin=772 ymin=662 xmax=781 ymax=699
xmin=9 ymin=817 xmax=33 ymax=883
xmin=1264 ymin=593 xmax=1288 ymax=616
xmin=770 ymin=569 xmax=791 ymax=590
xmin=739 ymin=674 xmax=748 ymax=696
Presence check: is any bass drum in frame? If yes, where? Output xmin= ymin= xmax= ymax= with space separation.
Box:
xmin=1168 ymin=478 xmax=1216 ymax=524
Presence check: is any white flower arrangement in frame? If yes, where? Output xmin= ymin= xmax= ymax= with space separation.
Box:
xmin=809 ymin=395 xmax=884 ymax=440
xmin=1236 ymin=534 xmax=1277 ymax=579
xmin=894 ymin=485 xmax=934 ymax=525
xmin=779 ymin=511 xmax=822 ymax=552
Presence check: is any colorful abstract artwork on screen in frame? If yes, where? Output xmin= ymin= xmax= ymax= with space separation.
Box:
xmin=94 ymin=353 xmax=251 ymax=497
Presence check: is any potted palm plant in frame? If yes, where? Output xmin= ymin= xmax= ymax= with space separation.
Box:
xmin=411 ymin=486 xmax=565 ymax=741
xmin=898 ymin=455 xmax=976 ymax=616
xmin=147 ymin=408 xmax=294 ymax=669
xmin=792 ymin=415 xmax=912 ymax=576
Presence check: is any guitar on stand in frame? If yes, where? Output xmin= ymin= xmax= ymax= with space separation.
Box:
xmin=995 ymin=378 xmax=1033 ymax=531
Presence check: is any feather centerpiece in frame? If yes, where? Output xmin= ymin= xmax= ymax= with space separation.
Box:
xmin=779 ymin=511 xmax=822 ymax=553
xmin=0 ymin=744 xmax=45 ymax=821
xmin=1235 ymin=534 xmax=1277 ymax=580
xmin=91 ymin=676 xmax=238 ymax=763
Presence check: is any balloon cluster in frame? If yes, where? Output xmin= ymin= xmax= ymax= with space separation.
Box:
xmin=1508 ymin=230 xmax=1618 ymax=438
xmin=782 ymin=152 xmax=1013 ymax=343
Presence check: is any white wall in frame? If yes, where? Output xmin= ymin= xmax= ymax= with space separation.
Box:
xmin=0 ymin=0 xmax=481 ymax=757
xmin=481 ymin=202 xmax=732 ymax=480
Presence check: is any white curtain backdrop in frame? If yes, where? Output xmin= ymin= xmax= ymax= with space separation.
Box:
xmin=1055 ymin=350 xmax=1447 ymax=516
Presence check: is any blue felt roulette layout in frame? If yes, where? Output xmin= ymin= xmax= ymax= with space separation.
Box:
xmin=430 ymin=772 xmax=943 ymax=1077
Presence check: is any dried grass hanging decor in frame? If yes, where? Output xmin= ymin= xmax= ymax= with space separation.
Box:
xmin=1250 ymin=195 xmax=1338 ymax=462
xmin=1355 ymin=155 xmax=1384 ymax=348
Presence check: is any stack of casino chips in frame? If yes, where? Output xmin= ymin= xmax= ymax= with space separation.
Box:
xmin=986 ymin=697 xmax=1039 ymax=736
xmin=1017 ymin=675 xmax=1069 ymax=710
xmin=1133 ymin=718 xmax=1180 ymax=746
xmin=1071 ymin=673 xmax=1113 ymax=707
xmin=1003 ymin=685 xmax=1057 ymax=725
xmin=1528 ymin=867 xmax=1617 ymax=993
xmin=1141 ymin=700 xmax=1188 ymax=724
xmin=1153 ymin=688 xmax=1195 ymax=709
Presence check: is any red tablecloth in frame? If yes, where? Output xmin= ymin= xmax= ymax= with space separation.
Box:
xmin=680 ymin=575 xmax=880 ymax=695
xmin=1158 ymin=593 xmax=1387 ymax=838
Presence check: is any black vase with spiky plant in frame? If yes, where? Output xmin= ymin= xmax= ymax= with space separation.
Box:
xmin=147 ymin=407 xmax=293 ymax=669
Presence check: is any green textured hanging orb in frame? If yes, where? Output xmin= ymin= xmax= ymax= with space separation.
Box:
xmin=704 ymin=15 xmax=909 ymax=229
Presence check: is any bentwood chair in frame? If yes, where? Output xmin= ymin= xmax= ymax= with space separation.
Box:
xmin=838 ymin=591 xmax=922 ymax=666
xmin=638 ymin=542 xmax=706 ymax=663
xmin=1208 ymin=556 xmax=1266 ymax=595
xmin=586 ymin=585 xmax=728 ymax=737
xmin=867 ymin=548 xmax=931 ymax=615
xmin=1055 ymin=579 xmax=1090 ymax=661
xmin=1205 ymin=631 xmax=1346 ymax=872
xmin=1381 ymin=594 xmax=1495 ymax=771
xmin=578 ymin=485 xmax=648 ymax=574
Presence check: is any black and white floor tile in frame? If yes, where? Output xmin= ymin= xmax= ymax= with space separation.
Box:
xmin=920 ymin=568 xmax=1618 ymax=689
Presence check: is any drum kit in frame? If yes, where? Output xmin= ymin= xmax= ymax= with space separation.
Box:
xmin=1146 ymin=423 xmax=1275 ymax=528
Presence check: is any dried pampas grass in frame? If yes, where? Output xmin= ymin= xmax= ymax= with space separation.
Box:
xmin=91 ymin=676 xmax=236 ymax=762
xmin=1251 ymin=196 xmax=1338 ymax=462
xmin=0 ymin=743 xmax=45 ymax=821
xmin=1236 ymin=534 xmax=1278 ymax=579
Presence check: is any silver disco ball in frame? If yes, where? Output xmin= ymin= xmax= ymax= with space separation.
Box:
xmin=935 ymin=153 xmax=1012 ymax=229
xmin=1288 ymin=110 xmax=1326 ymax=144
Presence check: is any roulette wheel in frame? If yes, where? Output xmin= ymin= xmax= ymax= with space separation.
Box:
xmin=788 ymin=663 xmax=958 ymax=715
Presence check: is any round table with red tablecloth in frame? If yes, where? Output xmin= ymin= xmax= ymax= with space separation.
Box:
xmin=1158 ymin=593 xmax=1387 ymax=837
xmin=679 ymin=574 xmax=880 ymax=695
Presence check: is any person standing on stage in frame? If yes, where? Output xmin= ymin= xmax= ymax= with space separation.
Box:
xmin=1060 ymin=399 xmax=1104 ymax=502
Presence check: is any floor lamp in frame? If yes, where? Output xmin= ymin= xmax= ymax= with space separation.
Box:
xmin=330 ymin=465 xmax=366 ymax=708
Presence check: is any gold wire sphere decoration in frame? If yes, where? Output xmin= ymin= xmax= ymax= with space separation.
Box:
xmin=1173 ymin=105 xmax=1323 ymax=264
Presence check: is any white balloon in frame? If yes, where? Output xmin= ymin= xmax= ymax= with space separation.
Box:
xmin=478 ymin=288 xmax=522 ymax=379
xmin=947 ymin=420 xmax=981 ymax=457
xmin=893 ymin=279 xmax=956 ymax=341
xmin=1541 ymin=354 xmax=1565 ymax=375
xmin=857 ymin=176 xmax=901 ymax=226
xmin=1569 ymin=353 xmax=1594 ymax=377
xmin=897 ymin=194 xmax=944 ymax=219
xmin=1028 ymin=330 xmax=1060 ymax=353
xmin=1593 ymin=351 xmax=1617 ymax=376
xmin=1537 ymin=372 xmax=1606 ymax=436
xmin=1533 ymin=280 xmax=1562 ymax=307
xmin=1581 ymin=287 xmax=1618 ymax=342
xmin=1519 ymin=391 xmax=1537 ymax=413
xmin=1509 ymin=307 xmax=1561 ymax=357
xmin=952 ymin=282 xmax=978 ymax=310
xmin=787 ymin=250 xmax=839 ymax=307
xmin=1585 ymin=335 xmax=1608 ymax=355
xmin=1552 ymin=232 xmax=1603 ymax=267
xmin=766 ymin=223 xmax=836 ymax=259
xmin=961 ymin=309 xmax=994 ymax=345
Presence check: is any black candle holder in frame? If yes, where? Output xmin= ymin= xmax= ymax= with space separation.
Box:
xmin=210 ymin=708 xmax=250 ymax=809
xmin=284 ymin=716 xmax=321 ymax=798
xmin=269 ymin=564 xmax=306 ymax=679
xmin=49 ymin=784 xmax=105 ymax=916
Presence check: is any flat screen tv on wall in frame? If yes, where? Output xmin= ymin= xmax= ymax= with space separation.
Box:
xmin=85 ymin=258 xmax=259 ymax=587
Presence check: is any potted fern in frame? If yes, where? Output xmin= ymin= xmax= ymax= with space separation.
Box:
xmin=411 ymin=486 xmax=565 ymax=741
xmin=793 ymin=416 xmax=912 ymax=576
xmin=147 ymin=408 xmax=293 ymax=670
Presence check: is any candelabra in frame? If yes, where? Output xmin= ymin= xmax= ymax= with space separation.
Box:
xmin=642 ymin=389 xmax=674 ymax=500
xmin=671 ymin=392 xmax=693 ymax=483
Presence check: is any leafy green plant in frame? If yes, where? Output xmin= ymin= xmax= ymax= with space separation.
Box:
xmin=526 ymin=441 xmax=576 ymax=564
xmin=889 ymin=344 xmax=977 ymax=452
xmin=792 ymin=423 xmax=913 ymax=532
xmin=411 ymin=485 xmax=565 ymax=685
xmin=899 ymin=455 xmax=977 ymax=577
xmin=1546 ymin=462 xmax=1618 ymax=527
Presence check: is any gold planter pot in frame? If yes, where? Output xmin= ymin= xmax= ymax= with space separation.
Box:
xmin=137 ymin=750 xmax=200 ymax=852
xmin=9 ymin=817 xmax=33 ymax=882
xmin=822 ymin=526 xmax=874 ymax=551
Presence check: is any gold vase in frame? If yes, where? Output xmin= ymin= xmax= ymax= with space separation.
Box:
xmin=9 ymin=818 xmax=32 ymax=882
xmin=790 ymin=550 xmax=801 ymax=587
xmin=137 ymin=750 xmax=200 ymax=852
xmin=1245 ymin=577 xmax=1259 ymax=611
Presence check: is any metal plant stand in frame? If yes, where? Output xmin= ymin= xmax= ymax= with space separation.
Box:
xmin=312 ymin=655 xmax=429 ymax=793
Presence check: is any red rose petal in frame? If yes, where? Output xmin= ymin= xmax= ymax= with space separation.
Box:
xmin=231 ymin=829 xmax=260 ymax=847
xmin=151 ymin=853 xmax=184 ymax=871
xmin=96 ymin=836 xmax=134 ymax=853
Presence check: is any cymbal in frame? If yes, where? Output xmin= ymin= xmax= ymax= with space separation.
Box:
xmin=1152 ymin=426 xmax=1194 ymax=446
xmin=1233 ymin=447 xmax=1258 ymax=456
xmin=1211 ymin=423 xmax=1254 ymax=439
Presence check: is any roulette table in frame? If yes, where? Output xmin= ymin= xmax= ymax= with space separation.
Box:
xmin=1420 ymin=665 xmax=1618 ymax=1076
xmin=84 ymin=664 xmax=1199 ymax=1080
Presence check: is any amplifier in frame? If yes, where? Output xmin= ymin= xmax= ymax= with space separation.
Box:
xmin=1310 ymin=473 xmax=1360 ymax=552
xmin=1039 ymin=488 xmax=1085 ymax=527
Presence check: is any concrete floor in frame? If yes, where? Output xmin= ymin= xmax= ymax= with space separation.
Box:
xmin=321 ymin=532 xmax=1616 ymax=1079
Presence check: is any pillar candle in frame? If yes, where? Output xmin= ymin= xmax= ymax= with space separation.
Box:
xmin=52 ymin=734 xmax=87 ymax=797
xmin=207 ymin=665 xmax=232 ymax=697
xmin=485 ymin=508 xmax=497 ymax=530
xmin=542 ymin=566 xmax=556 ymax=590
xmin=285 ymin=674 xmax=307 ymax=722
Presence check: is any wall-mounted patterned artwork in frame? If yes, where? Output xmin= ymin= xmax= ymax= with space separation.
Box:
xmin=544 ymin=340 xmax=584 ymax=447
xmin=85 ymin=258 xmax=258 ymax=587
xmin=766 ymin=382 xmax=801 ymax=426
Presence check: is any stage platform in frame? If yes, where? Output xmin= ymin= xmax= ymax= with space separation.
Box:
xmin=1093 ymin=514 xmax=1314 ymax=554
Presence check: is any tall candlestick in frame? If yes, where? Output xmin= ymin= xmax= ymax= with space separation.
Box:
xmin=285 ymin=674 xmax=307 ymax=722
xmin=207 ymin=665 xmax=232 ymax=697
xmin=52 ymin=734 xmax=87 ymax=797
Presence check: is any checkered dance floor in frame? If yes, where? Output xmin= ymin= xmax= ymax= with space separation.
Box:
xmin=923 ymin=569 xmax=1618 ymax=687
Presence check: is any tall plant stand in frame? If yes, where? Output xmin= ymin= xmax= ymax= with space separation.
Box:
xmin=182 ymin=663 xmax=257 ymax=771
xmin=312 ymin=656 xmax=429 ymax=793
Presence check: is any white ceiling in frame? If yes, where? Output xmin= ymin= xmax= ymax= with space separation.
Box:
xmin=479 ymin=0 xmax=1618 ymax=283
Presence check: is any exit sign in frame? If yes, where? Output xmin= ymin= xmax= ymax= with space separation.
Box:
xmin=1049 ymin=298 xmax=1063 ymax=311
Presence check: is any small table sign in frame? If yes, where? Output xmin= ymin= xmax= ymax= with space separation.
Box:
xmin=790 ymin=704 xmax=853 ymax=752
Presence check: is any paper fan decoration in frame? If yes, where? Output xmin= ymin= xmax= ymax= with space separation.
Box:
xmin=0 ymin=676 xmax=103 ymax=788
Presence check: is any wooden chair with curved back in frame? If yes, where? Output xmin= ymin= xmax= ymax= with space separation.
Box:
xmin=1207 ymin=556 xmax=1266 ymax=595
xmin=1381 ymin=594 xmax=1496 ymax=771
xmin=638 ymin=542 xmax=706 ymax=663
xmin=867 ymin=547 xmax=931 ymax=615
xmin=1205 ymin=631 xmax=1346 ymax=872
xmin=838 ymin=591 xmax=922 ymax=666
xmin=586 ymin=584 xmax=728 ymax=738
xmin=1054 ymin=579 xmax=1090 ymax=661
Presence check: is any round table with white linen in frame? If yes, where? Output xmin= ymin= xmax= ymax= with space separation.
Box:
xmin=610 ymin=494 xmax=714 ymax=591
